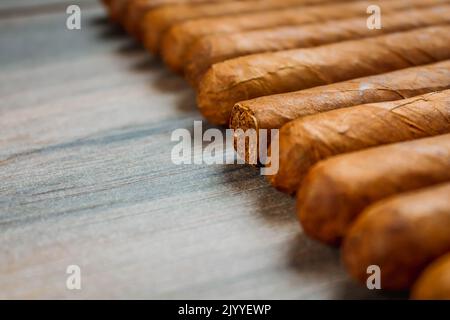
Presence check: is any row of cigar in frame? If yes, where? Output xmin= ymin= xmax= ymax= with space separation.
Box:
xmin=101 ymin=0 xmax=450 ymax=298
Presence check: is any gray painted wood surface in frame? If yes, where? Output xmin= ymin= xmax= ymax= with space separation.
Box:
xmin=0 ymin=0 xmax=400 ymax=299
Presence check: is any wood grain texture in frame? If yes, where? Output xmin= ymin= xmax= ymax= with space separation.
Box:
xmin=0 ymin=1 xmax=402 ymax=299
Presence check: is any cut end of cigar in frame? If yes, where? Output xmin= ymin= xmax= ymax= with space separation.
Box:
xmin=229 ymin=103 xmax=259 ymax=132
xmin=230 ymin=103 xmax=259 ymax=164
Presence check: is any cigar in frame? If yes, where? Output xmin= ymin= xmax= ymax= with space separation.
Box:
xmin=186 ymin=5 xmax=450 ymax=85
xmin=108 ymin=0 xmax=129 ymax=23
xmin=165 ymin=0 xmax=417 ymax=74
xmin=101 ymin=0 xmax=113 ymax=7
xmin=297 ymin=134 xmax=450 ymax=245
xmin=197 ymin=25 xmax=450 ymax=125
xmin=141 ymin=0 xmax=350 ymax=53
xmin=342 ymin=182 xmax=450 ymax=291
xmin=270 ymin=89 xmax=450 ymax=194
xmin=230 ymin=61 xmax=450 ymax=162
xmin=123 ymin=0 xmax=233 ymax=37
xmin=103 ymin=0 xmax=122 ymax=22
xmin=411 ymin=253 xmax=450 ymax=300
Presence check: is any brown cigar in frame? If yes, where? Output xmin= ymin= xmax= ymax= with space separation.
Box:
xmin=197 ymin=25 xmax=450 ymax=125
xmin=297 ymin=134 xmax=450 ymax=245
xmin=168 ymin=0 xmax=445 ymax=75
xmin=230 ymin=61 xmax=450 ymax=162
xmin=185 ymin=5 xmax=450 ymax=85
xmin=342 ymin=183 xmax=450 ymax=291
xmin=101 ymin=0 xmax=113 ymax=7
xmin=142 ymin=0 xmax=353 ymax=53
xmin=411 ymin=253 xmax=450 ymax=299
xmin=270 ymin=89 xmax=450 ymax=194
xmin=107 ymin=0 xmax=129 ymax=23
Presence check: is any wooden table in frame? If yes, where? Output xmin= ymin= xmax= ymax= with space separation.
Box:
xmin=0 ymin=0 xmax=401 ymax=299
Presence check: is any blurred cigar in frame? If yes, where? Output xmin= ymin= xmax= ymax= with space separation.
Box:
xmin=123 ymin=0 xmax=241 ymax=37
xmin=142 ymin=0 xmax=353 ymax=53
xmin=186 ymin=5 xmax=450 ymax=85
xmin=343 ymin=182 xmax=450 ymax=290
xmin=298 ymin=134 xmax=450 ymax=245
xmin=412 ymin=253 xmax=450 ymax=299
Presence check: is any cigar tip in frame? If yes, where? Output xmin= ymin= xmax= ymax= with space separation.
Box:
xmin=197 ymin=60 xmax=253 ymax=125
xmin=185 ymin=38 xmax=214 ymax=88
xmin=229 ymin=103 xmax=258 ymax=132
xmin=297 ymin=166 xmax=345 ymax=246
xmin=230 ymin=103 xmax=259 ymax=164
xmin=161 ymin=27 xmax=184 ymax=73
xmin=266 ymin=121 xmax=306 ymax=195
xmin=141 ymin=9 xmax=168 ymax=54
xmin=196 ymin=66 xmax=230 ymax=125
xmin=122 ymin=5 xmax=138 ymax=38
